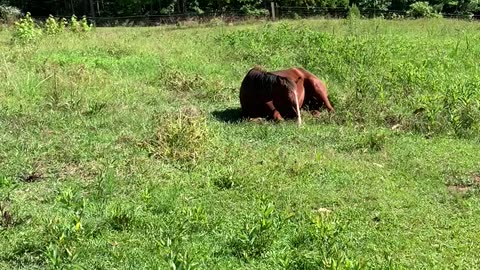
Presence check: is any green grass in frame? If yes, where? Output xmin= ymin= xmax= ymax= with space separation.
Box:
xmin=1 ymin=18 xmax=480 ymax=269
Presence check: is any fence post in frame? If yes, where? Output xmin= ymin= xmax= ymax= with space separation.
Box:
xmin=271 ymin=2 xmax=276 ymax=20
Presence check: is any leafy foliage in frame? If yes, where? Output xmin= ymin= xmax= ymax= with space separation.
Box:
xmin=12 ymin=12 xmax=41 ymax=43
xmin=0 ymin=4 xmax=21 ymax=24
xmin=407 ymin=1 xmax=442 ymax=18
xmin=12 ymin=13 xmax=93 ymax=44
xmin=347 ymin=4 xmax=361 ymax=19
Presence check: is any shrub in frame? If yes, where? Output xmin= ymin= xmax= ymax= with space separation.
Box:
xmin=45 ymin=15 xmax=61 ymax=35
xmin=407 ymin=2 xmax=442 ymax=18
xmin=12 ymin=12 xmax=42 ymax=44
xmin=80 ymin=15 xmax=93 ymax=32
xmin=69 ymin=15 xmax=80 ymax=32
xmin=347 ymin=4 xmax=361 ymax=19
xmin=0 ymin=4 xmax=22 ymax=24
xmin=240 ymin=5 xmax=270 ymax=17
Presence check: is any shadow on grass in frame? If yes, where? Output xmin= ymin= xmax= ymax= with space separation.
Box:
xmin=211 ymin=107 xmax=243 ymax=123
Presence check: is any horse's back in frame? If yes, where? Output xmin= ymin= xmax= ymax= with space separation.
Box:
xmin=271 ymin=68 xmax=304 ymax=80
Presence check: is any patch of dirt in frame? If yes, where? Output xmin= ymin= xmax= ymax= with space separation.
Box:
xmin=311 ymin=110 xmax=321 ymax=118
xmin=473 ymin=174 xmax=480 ymax=184
xmin=116 ymin=135 xmax=136 ymax=144
xmin=58 ymin=162 xmax=99 ymax=181
xmin=447 ymin=185 xmax=470 ymax=193
xmin=248 ymin=117 xmax=266 ymax=123
xmin=445 ymin=172 xmax=480 ymax=194
xmin=18 ymin=171 xmax=43 ymax=183
xmin=0 ymin=204 xmax=15 ymax=228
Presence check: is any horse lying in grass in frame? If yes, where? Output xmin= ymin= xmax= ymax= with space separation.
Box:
xmin=239 ymin=66 xmax=334 ymax=125
xmin=271 ymin=67 xmax=334 ymax=114
xmin=239 ymin=66 xmax=303 ymax=125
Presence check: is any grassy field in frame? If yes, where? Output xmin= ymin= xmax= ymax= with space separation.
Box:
xmin=1 ymin=18 xmax=480 ymax=269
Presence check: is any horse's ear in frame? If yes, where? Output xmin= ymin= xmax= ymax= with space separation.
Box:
xmin=295 ymin=76 xmax=302 ymax=83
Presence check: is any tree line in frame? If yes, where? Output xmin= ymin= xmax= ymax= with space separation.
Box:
xmin=1 ymin=0 xmax=479 ymax=18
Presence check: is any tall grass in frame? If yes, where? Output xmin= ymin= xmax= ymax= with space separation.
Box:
xmin=215 ymin=19 xmax=480 ymax=137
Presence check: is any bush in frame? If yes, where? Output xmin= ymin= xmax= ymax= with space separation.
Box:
xmin=12 ymin=12 xmax=42 ymax=44
xmin=347 ymin=4 xmax=361 ymax=19
xmin=46 ymin=15 xmax=91 ymax=35
xmin=407 ymin=2 xmax=442 ymax=18
xmin=240 ymin=5 xmax=270 ymax=17
xmin=0 ymin=4 xmax=22 ymax=24
xmin=69 ymin=15 xmax=80 ymax=32
xmin=80 ymin=16 xmax=93 ymax=32
xmin=45 ymin=15 xmax=61 ymax=35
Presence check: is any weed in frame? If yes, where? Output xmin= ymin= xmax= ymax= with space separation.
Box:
xmin=69 ymin=15 xmax=80 ymax=32
xmin=181 ymin=205 xmax=209 ymax=232
xmin=55 ymin=187 xmax=86 ymax=213
xmin=159 ymin=237 xmax=199 ymax=270
xmin=161 ymin=70 xmax=208 ymax=95
xmin=107 ymin=203 xmax=135 ymax=231
xmin=286 ymin=213 xmax=363 ymax=270
xmin=91 ymin=169 xmax=116 ymax=203
xmin=213 ymin=175 xmax=236 ymax=190
xmin=45 ymin=15 xmax=61 ymax=35
xmin=12 ymin=12 xmax=42 ymax=44
xmin=80 ymin=16 xmax=93 ymax=32
xmin=42 ymin=212 xmax=85 ymax=268
xmin=229 ymin=201 xmax=275 ymax=260
xmin=0 ymin=202 xmax=15 ymax=228
xmin=0 ymin=176 xmax=16 ymax=189
xmin=144 ymin=107 xmax=209 ymax=166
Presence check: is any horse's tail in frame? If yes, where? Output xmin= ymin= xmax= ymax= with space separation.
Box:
xmin=293 ymin=87 xmax=301 ymax=127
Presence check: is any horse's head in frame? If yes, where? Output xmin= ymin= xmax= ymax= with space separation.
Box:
xmin=272 ymin=75 xmax=302 ymax=121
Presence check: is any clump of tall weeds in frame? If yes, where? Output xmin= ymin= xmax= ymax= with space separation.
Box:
xmin=144 ymin=106 xmax=209 ymax=166
xmin=12 ymin=12 xmax=42 ymax=44
xmin=12 ymin=12 xmax=93 ymax=44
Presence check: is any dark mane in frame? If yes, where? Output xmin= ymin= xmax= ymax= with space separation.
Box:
xmin=239 ymin=66 xmax=302 ymax=121
xmin=243 ymin=66 xmax=296 ymax=94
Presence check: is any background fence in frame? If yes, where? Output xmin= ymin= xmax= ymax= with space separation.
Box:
xmin=29 ymin=4 xmax=480 ymax=27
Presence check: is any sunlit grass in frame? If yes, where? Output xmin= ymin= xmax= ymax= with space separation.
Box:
xmin=1 ymin=18 xmax=480 ymax=269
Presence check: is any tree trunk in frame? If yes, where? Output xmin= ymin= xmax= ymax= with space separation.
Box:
xmin=89 ymin=0 xmax=95 ymax=17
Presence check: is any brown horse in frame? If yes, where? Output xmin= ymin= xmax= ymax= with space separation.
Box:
xmin=239 ymin=66 xmax=302 ymax=124
xmin=271 ymin=67 xmax=334 ymax=114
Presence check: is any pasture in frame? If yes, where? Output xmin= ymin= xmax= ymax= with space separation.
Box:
xmin=1 ymin=18 xmax=480 ymax=269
